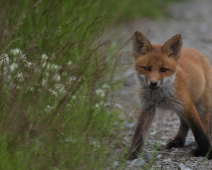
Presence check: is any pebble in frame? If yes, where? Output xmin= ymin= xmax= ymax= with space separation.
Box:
xmin=197 ymin=156 xmax=206 ymax=162
xmin=150 ymin=131 xmax=157 ymax=136
xmin=129 ymin=158 xmax=145 ymax=167
xmin=113 ymin=161 xmax=119 ymax=167
xmin=171 ymin=148 xmax=179 ymax=153
xmin=162 ymin=158 xmax=172 ymax=164
xmin=124 ymin=123 xmax=135 ymax=129
xmin=178 ymin=163 xmax=192 ymax=170
xmin=185 ymin=137 xmax=195 ymax=146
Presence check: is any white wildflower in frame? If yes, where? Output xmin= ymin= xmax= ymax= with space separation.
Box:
xmin=53 ymin=74 xmax=61 ymax=82
xmin=54 ymin=84 xmax=64 ymax=90
xmin=95 ymin=103 xmax=100 ymax=108
xmin=95 ymin=102 xmax=104 ymax=108
xmin=50 ymin=90 xmax=58 ymax=97
xmin=64 ymin=137 xmax=76 ymax=143
xmin=92 ymin=140 xmax=100 ymax=147
xmin=10 ymin=63 xmax=18 ymax=72
xmin=42 ymin=79 xmax=47 ymax=86
xmin=16 ymin=72 xmax=24 ymax=82
xmin=114 ymin=103 xmax=123 ymax=110
xmin=46 ymin=63 xmax=50 ymax=69
xmin=42 ymin=62 xmax=47 ymax=68
xmin=45 ymin=72 xmax=49 ymax=77
xmin=67 ymin=61 xmax=72 ymax=65
xmin=55 ymin=26 xmax=62 ymax=34
xmin=10 ymin=48 xmax=26 ymax=61
xmin=69 ymin=76 xmax=76 ymax=82
xmin=26 ymin=62 xmax=33 ymax=67
xmin=72 ymin=95 xmax=76 ymax=100
xmin=1 ymin=53 xmax=9 ymax=65
xmin=50 ymin=64 xmax=59 ymax=70
xmin=10 ymin=48 xmax=21 ymax=55
xmin=41 ymin=53 xmax=48 ymax=60
xmin=54 ymin=84 xmax=65 ymax=94
xmin=7 ymin=75 xmax=11 ymax=81
xmin=102 ymin=84 xmax=110 ymax=89
xmin=19 ymin=53 xmax=26 ymax=60
xmin=95 ymin=89 xmax=105 ymax=98
xmin=29 ymin=87 xmax=34 ymax=91
xmin=45 ymin=105 xmax=53 ymax=112
xmin=34 ymin=67 xmax=40 ymax=73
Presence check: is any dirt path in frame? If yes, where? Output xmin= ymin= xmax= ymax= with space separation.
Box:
xmin=110 ymin=0 xmax=212 ymax=169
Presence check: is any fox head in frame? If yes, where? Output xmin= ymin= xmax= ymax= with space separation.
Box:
xmin=133 ymin=31 xmax=182 ymax=90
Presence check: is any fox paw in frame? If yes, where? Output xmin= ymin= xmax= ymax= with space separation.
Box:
xmin=192 ymin=147 xmax=202 ymax=157
xmin=192 ymin=147 xmax=212 ymax=160
xmin=165 ymin=139 xmax=184 ymax=149
xmin=125 ymin=151 xmax=138 ymax=160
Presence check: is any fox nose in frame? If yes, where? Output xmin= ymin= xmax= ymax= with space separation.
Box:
xmin=150 ymin=81 xmax=158 ymax=87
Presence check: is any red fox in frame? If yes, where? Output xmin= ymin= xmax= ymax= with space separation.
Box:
xmin=127 ymin=31 xmax=212 ymax=160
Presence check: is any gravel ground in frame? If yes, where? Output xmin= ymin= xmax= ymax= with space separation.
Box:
xmin=109 ymin=0 xmax=212 ymax=169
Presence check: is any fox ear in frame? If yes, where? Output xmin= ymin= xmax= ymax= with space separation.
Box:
xmin=132 ymin=31 xmax=152 ymax=57
xmin=162 ymin=34 xmax=182 ymax=60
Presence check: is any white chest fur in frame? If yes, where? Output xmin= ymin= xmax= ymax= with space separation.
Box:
xmin=137 ymin=73 xmax=183 ymax=114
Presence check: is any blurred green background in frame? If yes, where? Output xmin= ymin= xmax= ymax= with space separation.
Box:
xmin=0 ymin=0 xmax=178 ymax=169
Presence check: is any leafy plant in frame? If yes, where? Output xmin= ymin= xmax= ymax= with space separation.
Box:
xmin=0 ymin=0 xmax=178 ymax=169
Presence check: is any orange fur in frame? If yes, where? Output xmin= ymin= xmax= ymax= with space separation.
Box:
xmin=127 ymin=32 xmax=212 ymax=160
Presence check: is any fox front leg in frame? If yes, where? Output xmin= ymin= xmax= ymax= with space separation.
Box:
xmin=127 ymin=108 xmax=155 ymax=160
xmin=166 ymin=117 xmax=189 ymax=149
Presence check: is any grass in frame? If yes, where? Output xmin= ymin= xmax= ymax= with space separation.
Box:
xmin=0 ymin=0 xmax=179 ymax=169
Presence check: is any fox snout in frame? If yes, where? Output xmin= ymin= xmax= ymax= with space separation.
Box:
xmin=149 ymin=81 xmax=158 ymax=88
xmin=136 ymin=73 xmax=162 ymax=89
xmin=147 ymin=80 xmax=161 ymax=89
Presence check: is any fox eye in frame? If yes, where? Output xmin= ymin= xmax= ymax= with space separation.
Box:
xmin=141 ymin=66 xmax=151 ymax=71
xmin=160 ymin=68 xmax=168 ymax=72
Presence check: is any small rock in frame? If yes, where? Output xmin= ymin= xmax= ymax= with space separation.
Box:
xmin=197 ymin=156 xmax=206 ymax=162
xmin=150 ymin=131 xmax=157 ymax=135
xmin=124 ymin=123 xmax=135 ymax=129
xmin=189 ymin=163 xmax=196 ymax=167
xmin=160 ymin=141 xmax=167 ymax=146
xmin=171 ymin=148 xmax=179 ymax=153
xmin=113 ymin=161 xmax=119 ymax=167
xmin=161 ymin=136 xmax=169 ymax=140
xmin=185 ymin=137 xmax=195 ymax=146
xmin=178 ymin=163 xmax=192 ymax=170
xmin=129 ymin=158 xmax=145 ymax=167
xmin=162 ymin=158 xmax=172 ymax=164
xmin=143 ymin=153 xmax=151 ymax=161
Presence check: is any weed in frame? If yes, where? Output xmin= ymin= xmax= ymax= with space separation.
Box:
xmin=0 ymin=0 xmax=179 ymax=169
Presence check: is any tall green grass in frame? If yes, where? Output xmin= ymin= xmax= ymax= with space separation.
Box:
xmin=0 ymin=0 xmax=177 ymax=169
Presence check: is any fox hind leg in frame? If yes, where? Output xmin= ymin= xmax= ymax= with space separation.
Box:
xmin=195 ymin=93 xmax=211 ymax=140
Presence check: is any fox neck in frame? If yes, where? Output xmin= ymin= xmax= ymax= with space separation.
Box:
xmin=137 ymin=72 xmax=183 ymax=113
